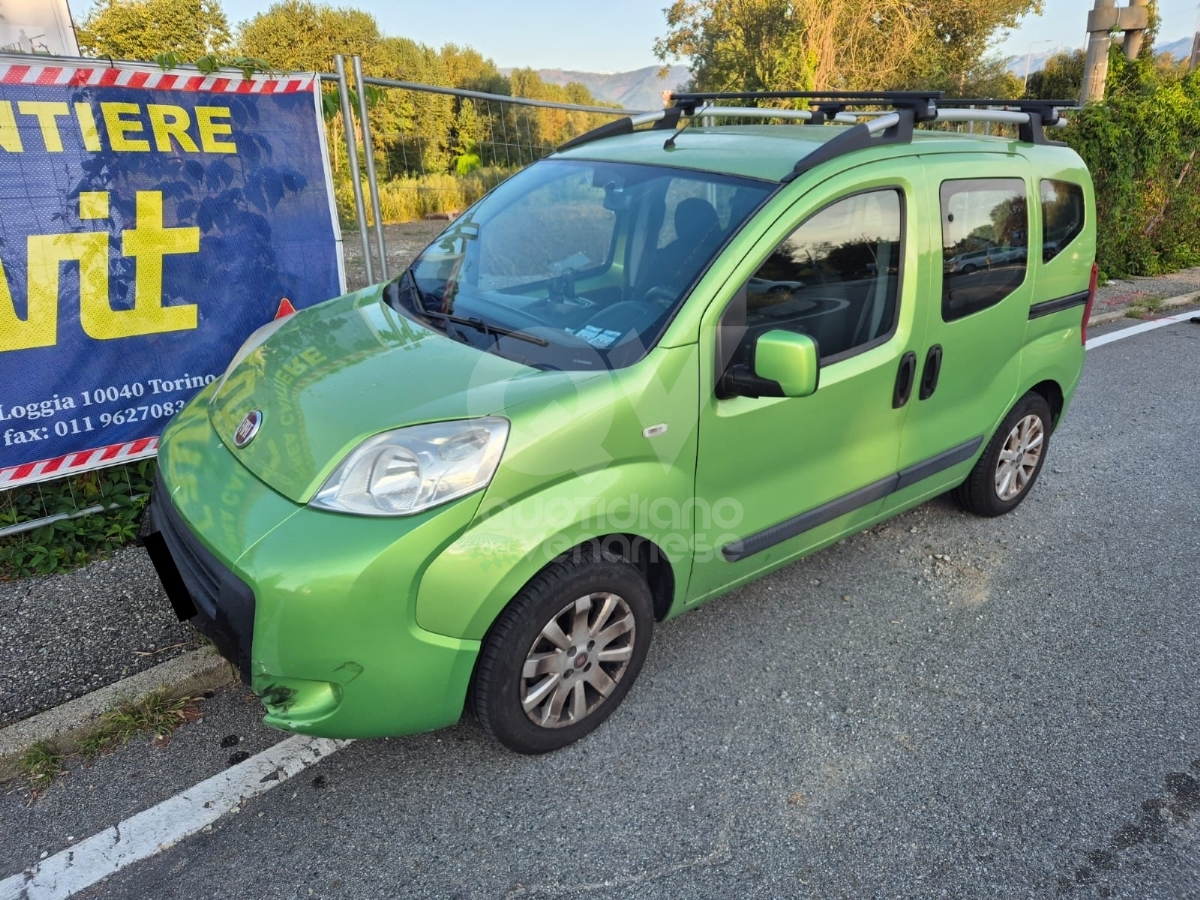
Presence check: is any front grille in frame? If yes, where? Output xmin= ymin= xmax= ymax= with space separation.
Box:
xmin=149 ymin=475 xmax=256 ymax=682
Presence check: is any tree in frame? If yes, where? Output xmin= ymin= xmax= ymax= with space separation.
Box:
xmin=655 ymin=0 xmax=1040 ymax=97
xmin=1025 ymin=50 xmax=1086 ymax=100
xmin=77 ymin=0 xmax=231 ymax=61
xmin=236 ymin=0 xmax=388 ymax=74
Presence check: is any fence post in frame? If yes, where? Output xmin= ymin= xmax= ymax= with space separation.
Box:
xmin=352 ymin=55 xmax=390 ymax=282
xmin=335 ymin=54 xmax=374 ymax=284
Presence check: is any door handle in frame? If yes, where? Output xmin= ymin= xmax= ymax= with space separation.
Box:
xmin=919 ymin=344 xmax=943 ymax=401
xmin=893 ymin=351 xmax=917 ymax=408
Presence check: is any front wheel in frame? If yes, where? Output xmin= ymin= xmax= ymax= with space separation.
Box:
xmin=471 ymin=551 xmax=653 ymax=754
xmin=954 ymin=392 xmax=1052 ymax=517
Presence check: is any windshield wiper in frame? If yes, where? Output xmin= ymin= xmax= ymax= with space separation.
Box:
xmin=420 ymin=310 xmax=549 ymax=347
xmin=391 ymin=267 xmax=549 ymax=348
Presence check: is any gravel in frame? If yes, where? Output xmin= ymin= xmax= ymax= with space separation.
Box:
xmin=0 ymin=546 xmax=200 ymax=726
xmin=1093 ymin=265 xmax=1200 ymax=317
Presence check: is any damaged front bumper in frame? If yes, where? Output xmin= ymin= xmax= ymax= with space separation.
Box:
xmin=142 ymin=395 xmax=484 ymax=739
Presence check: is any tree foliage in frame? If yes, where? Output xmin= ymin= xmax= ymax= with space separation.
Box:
xmin=233 ymin=1 xmax=615 ymax=218
xmin=77 ymin=0 xmax=231 ymax=60
xmin=654 ymin=0 xmax=1037 ymax=97
xmin=1025 ymin=49 xmax=1085 ymax=100
xmin=237 ymin=0 xmax=388 ymax=74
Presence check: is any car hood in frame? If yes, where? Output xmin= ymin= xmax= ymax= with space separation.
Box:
xmin=208 ymin=287 xmax=595 ymax=502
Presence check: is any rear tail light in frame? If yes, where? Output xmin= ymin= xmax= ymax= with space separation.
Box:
xmin=1081 ymin=263 xmax=1098 ymax=345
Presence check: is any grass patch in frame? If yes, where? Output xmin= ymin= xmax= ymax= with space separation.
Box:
xmin=76 ymin=692 xmax=202 ymax=759
xmin=18 ymin=741 xmax=65 ymax=794
xmin=1125 ymin=296 xmax=1166 ymax=319
xmin=335 ymin=167 xmax=513 ymax=225
xmin=0 ymin=460 xmax=156 ymax=580
xmin=10 ymin=692 xmax=203 ymax=798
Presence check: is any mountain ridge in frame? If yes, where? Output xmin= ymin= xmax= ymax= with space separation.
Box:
xmin=502 ymin=64 xmax=690 ymax=110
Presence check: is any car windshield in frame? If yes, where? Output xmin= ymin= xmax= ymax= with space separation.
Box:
xmin=385 ymin=158 xmax=773 ymax=370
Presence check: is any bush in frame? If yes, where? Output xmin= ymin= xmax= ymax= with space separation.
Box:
xmin=0 ymin=461 xmax=155 ymax=579
xmin=1063 ymin=52 xmax=1200 ymax=278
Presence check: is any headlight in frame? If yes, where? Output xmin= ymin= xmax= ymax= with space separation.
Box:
xmin=310 ymin=417 xmax=509 ymax=517
xmin=209 ymin=316 xmax=292 ymax=405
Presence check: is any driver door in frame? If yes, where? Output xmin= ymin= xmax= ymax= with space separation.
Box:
xmin=687 ymin=167 xmax=930 ymax=604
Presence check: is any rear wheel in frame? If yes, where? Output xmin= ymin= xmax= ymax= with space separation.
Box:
xmin=954 ymin=392 xmax=1052 ymax=517
xmin=471 ymin=550 xmax=653 ymax=754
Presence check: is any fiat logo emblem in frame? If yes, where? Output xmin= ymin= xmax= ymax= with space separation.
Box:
xmin=233 ymin=410 xmax=263 ymax=448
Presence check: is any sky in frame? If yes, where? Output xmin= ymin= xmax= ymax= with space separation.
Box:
xmin=64 ymin=0 xmax=1199 ymax=74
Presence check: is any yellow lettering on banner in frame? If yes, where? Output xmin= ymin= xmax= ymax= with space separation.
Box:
xmin=0 ymin=191 xmax=203 ymax=352
xmin=195 ymin=106 xmax=236 ymax=154
xmin=95 ymin=191 xmax=200 ymax=339
xmin=0 ymin=102 xmax=23 ymax=152
xmin=102 ymin=102 xmax=150 ymax=152
xmin=75 ymin=103 xmax=102 ymax=152
xmin=0 ymin=259 xmax=53 ymax=350
xmin=0 ymin=102 xmax=244 ymax=155
xmin=147 ymin=105 xmax=200 ymax=153
xmin=17 ymin=101 xmax=70 ymax=152
xmin=79 ymin=191 xmax=109 ymax=220
xmin=28 ymin=231 xmax=109 ymax=343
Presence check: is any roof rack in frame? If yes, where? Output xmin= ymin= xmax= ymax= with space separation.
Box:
xmin=556 ymin=90 xmax=1078 ymax=181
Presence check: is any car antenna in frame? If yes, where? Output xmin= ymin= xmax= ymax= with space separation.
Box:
xmin=664 ymin=76 xmax=742 ymax=150
xmin=663 ymin=100 xmax=711 ymax=150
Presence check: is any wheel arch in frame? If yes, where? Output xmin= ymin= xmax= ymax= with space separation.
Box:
xmin=1027 ymin=378 xmax=1065 ymax=429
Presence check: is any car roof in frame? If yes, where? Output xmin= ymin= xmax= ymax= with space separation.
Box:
xmin=553 ymin=124 xmax=1073 ymax=183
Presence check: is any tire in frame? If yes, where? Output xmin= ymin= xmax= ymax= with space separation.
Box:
xmin=471 ymin=550 xmax=654 ymax=754
xmin=953 ymin=392 xmax=1052 ymax=517
xmin=961 ymin=264 xmax=977 ymax=275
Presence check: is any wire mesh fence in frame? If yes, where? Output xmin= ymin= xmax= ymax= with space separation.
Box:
xmin=336 ymin=69 xmax=635 ymax=285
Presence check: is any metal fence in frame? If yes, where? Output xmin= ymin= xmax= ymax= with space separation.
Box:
xmin=0 ymin=55 xmax=633 ymax=539
xmin=330 ymin=54 xmax=634 ymax=285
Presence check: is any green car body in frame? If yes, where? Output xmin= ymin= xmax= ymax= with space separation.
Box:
xmin=148 ymin=118 xmax=1096 ymax=749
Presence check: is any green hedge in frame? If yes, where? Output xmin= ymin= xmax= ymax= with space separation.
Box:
xmin=1062 ymin=54 xmax=1200 ymax=279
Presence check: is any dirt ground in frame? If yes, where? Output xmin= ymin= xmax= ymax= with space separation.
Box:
xmin=341 ymin=220 xmax=448 ymax=291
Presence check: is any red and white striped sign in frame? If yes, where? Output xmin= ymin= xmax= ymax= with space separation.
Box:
xmin=0 ymin=439 xmax=159 ymax=490
xmin=0 ymin=63 xmax=315 ymax=94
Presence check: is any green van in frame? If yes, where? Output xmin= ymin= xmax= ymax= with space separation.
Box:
xmin=145 ymin=92 xmax=1097 ymax=753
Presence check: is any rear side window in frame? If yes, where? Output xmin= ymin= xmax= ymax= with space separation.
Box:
xmin=941 ymin=179 xmax=1028 ymax=322
xmin=1040 ymin=180 xmax=1085 ymax=262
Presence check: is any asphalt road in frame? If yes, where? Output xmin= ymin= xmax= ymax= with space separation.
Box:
xmin=3 ymin=312 xmax=1199 ymax=899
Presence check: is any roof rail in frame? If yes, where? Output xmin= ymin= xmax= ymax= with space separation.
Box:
xmin=669 ymin=90 xmax=943 ymax=123
xmin=555 ymin=90 xmax=1078 ymax=175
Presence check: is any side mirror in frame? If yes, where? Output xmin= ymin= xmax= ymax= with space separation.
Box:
xmin=719 ymin=329 xmax=819 ymax=399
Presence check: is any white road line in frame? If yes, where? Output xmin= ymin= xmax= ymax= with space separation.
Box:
xmin=0 ymin=736 xmax=352 ymax=900
xmin=1086 ymin=311 xmax=1199 ymax=349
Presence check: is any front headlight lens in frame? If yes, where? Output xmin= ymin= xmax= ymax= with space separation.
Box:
xmin=310 ymin=417 xmax=509 ymax=516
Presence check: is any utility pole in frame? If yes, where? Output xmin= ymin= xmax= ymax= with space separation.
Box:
xmin=1191 ymin=2 xmax=1200 ymax=71
xmin=1080 ymin=0 xmax=1151 ymax=103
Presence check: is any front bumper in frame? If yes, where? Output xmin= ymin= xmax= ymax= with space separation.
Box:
xmin=143 ymin=475 xmax=255 ymax=683
xmin=144 ymin=395 xmax=485 ymax=739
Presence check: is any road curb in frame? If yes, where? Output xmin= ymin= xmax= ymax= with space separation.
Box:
xmin=0 ymin=647 xmax=236 ymax=783
xmin=1088 ymin=289 xmax=1200 ymax=326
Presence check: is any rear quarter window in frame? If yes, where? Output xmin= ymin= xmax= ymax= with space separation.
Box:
xmin=1040 ymin=180 xmax=1085 ymax=263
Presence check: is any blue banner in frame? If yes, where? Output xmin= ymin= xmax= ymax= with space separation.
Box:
xmin=0 ymin=64 xmax=342 ymax=481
